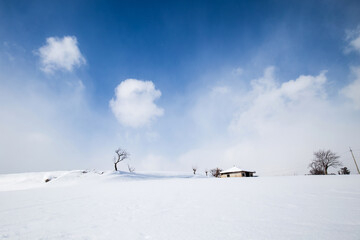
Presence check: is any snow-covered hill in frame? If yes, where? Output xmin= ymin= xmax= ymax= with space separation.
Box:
xmin=0 ymin=171 xmax=359 ymax=239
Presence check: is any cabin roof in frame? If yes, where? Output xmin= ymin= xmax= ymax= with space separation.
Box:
xmin=220 ymin=166 xmax=255 ymax=174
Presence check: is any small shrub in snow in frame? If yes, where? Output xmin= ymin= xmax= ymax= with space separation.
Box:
xmin=338 ymin=167 xmax=350 ymax=175
xmin=43 ymin=175 xmax=56 ymax=183
xmin=211 ymin=168 xmax=222 ymax=178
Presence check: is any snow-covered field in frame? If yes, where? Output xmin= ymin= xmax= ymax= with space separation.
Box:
xmin=0 ymin=171 xmax=359 ymax=240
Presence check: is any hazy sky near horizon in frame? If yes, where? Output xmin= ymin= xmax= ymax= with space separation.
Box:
xmin=1 ymin=0 xmax=360 ymax=175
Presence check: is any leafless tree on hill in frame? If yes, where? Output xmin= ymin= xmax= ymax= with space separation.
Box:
xmin=309 ymin=149 xmax=342 ymax=175
xmin=113 ymin=148 xmax=129 ymax=171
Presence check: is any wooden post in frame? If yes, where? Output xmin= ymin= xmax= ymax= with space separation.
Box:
xmin=350 ymin=147 xmax=360 ymax=174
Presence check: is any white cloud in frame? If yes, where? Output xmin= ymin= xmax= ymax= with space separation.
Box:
xmin=280 ymin=71 xmax=326 ymax=98
xmin=341 ymin=66 xmax=360 ymax=109
xmin=345 ymin=26 xmax=360 ymax=54
xmin=229 ymin=68 xmax=327 ymax=133
xmin=109 ymin=79 xmax=164 ymax=128
xmin=37 ymin=36 xmax=86 ymax=73
xmin=250 ymin=66 xmax=277 ymax=92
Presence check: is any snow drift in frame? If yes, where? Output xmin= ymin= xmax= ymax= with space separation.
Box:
xmin=0 ymin=171 xmax=359 ymax=239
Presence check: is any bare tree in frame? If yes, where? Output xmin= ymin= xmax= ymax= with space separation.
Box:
xmin=338 ymin=167 xmax=350 ymax=175
xmin=127 ymin=164 xmax=135 ymax=173
xmin=113 ymin=148 xmax=129 ymax=171
xmin=192 ymin=166 xmax=197 ymax=175
xmin=205 ymin=169 xmax=208 ymax=176
xmin=210 ymin=168 xmax=222 ymax=178
xmin=309 ymin=149 xmax=342 ymax=175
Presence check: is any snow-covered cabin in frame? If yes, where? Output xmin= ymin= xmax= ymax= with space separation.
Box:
xmin=220 ymin=166 xmax=255 ymax=178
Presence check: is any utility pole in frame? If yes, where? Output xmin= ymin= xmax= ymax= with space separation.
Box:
xmin=349 ymin=147 xmax=360 ymax=174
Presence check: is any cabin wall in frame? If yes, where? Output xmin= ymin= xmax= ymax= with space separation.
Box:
xmin=220 ymin=172 xmax=254 ymax=178
xmin=220 ymin=172 xmax=244 ymax=178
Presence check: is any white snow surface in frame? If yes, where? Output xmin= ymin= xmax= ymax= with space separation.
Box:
xmin=0 ymin=170 xmax=359 ymax=239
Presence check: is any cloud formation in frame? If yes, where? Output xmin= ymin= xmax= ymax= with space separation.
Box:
xmin=341 ymin=67 xmax=360 ymax=109
xmin=109 ymin=79 xmax=164 ymax=128
xmin=175 ymin=67 xmax=360 ymax=175
xmin=230 ymin=67 xmax=327 ymax=133
xmin=37 ymin=36 xmax=86 ymax=73
xmin=345 ymin=26 xmax=360 ymax=54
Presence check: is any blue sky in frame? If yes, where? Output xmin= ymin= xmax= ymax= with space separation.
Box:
xmin=1 ymin=0 xmax=360 ymax=174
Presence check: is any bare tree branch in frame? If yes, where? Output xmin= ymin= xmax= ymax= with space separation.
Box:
xmin=113 ymin=148 xmax=129 ymax=171
xmin=127 ymin=164 xmax=135 ymax=173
